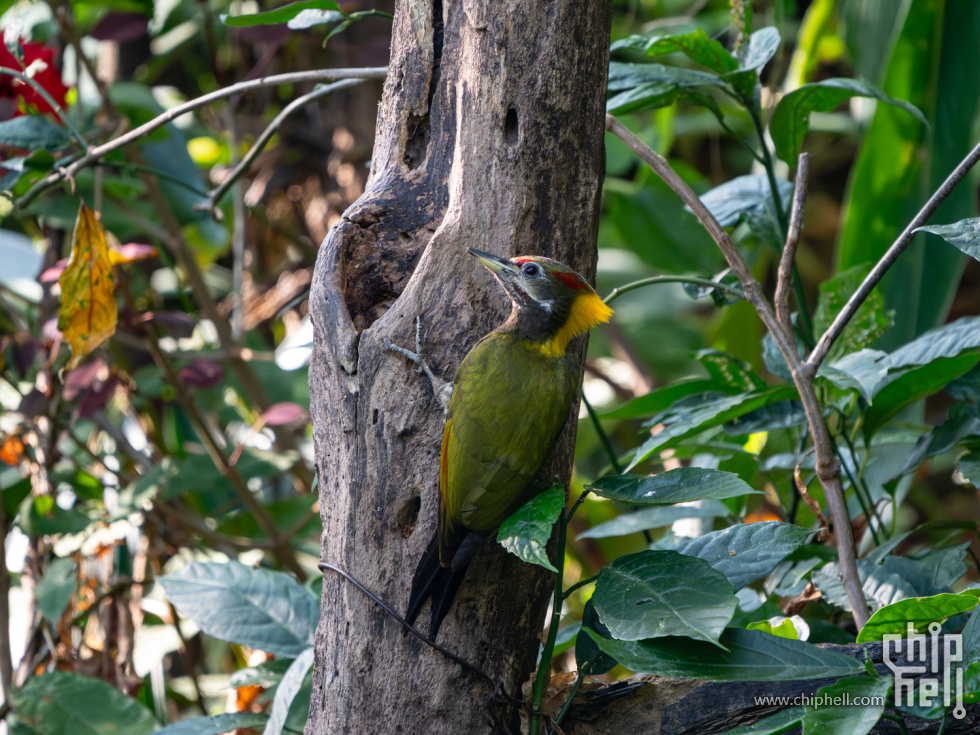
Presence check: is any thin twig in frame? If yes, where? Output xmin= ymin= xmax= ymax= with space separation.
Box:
xmin=808 ymin=138 xmax=980 ymax=369
xmin=603 ymin=275 xmax=743 ymax=305
xmin=606 ymin=113 xmax=871 ymax=628
xmin=203 ymin=78 xmax=365 ymax=216
xmin=776 ymin=154 xmax=808 ymax=335
xmin=14 ymin=67 xmax=388 ymax=209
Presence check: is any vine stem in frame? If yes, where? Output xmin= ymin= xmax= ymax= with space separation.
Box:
xmin=603 ymin=275 xmax=743 ymax=305
xmin=14 ymin=66 xmax=388 ymax=209
xmin=606 ymin=114 xmax=871 ymax=628
xmin=0 ymin=67 xmax=88 ymax=148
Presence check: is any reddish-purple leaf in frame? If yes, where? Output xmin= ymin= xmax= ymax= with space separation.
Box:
xmin=179 ymin=358 xmax=224 ymax=388
xmin=63 ymin=358 xmax=108 ymax=401
xmin=90 ymin=12 xmax=149 ymax=42
xmin=18 ymin=389 xmax=47 ymax=418
xmin=78 ymin=375 xmax=120 ymax=418
xmin=148 ymin=311 xmax=197 ymax=339
xmin=262 ymin=402 xmax=308 ymax=427
xmin=10 ymin=338 xmax=39 ymax=376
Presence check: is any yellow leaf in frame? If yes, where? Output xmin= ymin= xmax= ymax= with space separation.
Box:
xmin=57 ymin=204 xmax=118 ymax=369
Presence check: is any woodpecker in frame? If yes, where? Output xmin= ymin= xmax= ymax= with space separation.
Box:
xmin=386 ymin=248 xmax=612 ymax=638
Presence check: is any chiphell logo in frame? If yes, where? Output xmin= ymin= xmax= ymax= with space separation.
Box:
xmin=883 ymin=622 xmax=965 ymax=719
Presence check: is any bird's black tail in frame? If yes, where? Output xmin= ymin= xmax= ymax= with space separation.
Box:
xmin=405 ymin=536 xmax=467 ymax=639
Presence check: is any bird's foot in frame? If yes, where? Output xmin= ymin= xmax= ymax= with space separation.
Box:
xmin=384 ymin=316 xmax=453 ymax=412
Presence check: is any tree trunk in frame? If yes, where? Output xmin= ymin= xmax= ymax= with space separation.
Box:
xmin=305 ymin=0 xmax=612 ymax=732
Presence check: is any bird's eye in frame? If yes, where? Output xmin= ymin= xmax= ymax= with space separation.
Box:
xmin=521 ymin=263 xmax=540 ymax=277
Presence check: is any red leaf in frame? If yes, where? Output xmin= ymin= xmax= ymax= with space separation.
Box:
xmin=178 ymin=358 xmax=224 ymax=388
xmin=262 ymin=402 xmax=308 ymax=427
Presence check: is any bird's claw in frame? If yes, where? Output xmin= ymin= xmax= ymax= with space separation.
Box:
xmin=385 ymin=316 xmax=453 ymax=413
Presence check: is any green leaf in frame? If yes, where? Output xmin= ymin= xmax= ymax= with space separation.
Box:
xmin=0 ymin=116 xmax=70 ymax=151
xmin=158 ymin=561 xmax=318 ymax=657
xmin=643 ymin=27 xmax=738 ymax=73
xmin=627 ymin=385 xmax=799 ymax=470
xmin=864 ymin=353 xmax=980 ymax=440
xmin=747 ymin=617 xmax=801 ymax=640
xmin=676 ymin=522 xmax=813 ymax=590
xmin=581 ymin=627 xmax=864 ymax=681
xmin=591 ymin=550 xmax=736 ymax=645
xmin=578 ymin=501 xmax=730 ymax=540
xmin=36 ymin=557 xmax=76 ymax=624
xmin=576 ymin=599 xmax=618 ymax=676
xmin=156 ymin=713 xmax=270 ymax=735
xmin=607 ymin=61 xmax=724 ymax=92
xmin=812 ymin=264 xmax=894 ymax=361
xmin=263 ymin=647 xmax=314 ymax=735
xmin=221 ymin=0 xmax=340 ymax=26
xmin=959 ymin=453 xmax=980 ymax=486
xmin=723 ymin=27 xmax=782 ymax=98
xmin=12 ymin=671 xmax=158 ymax=735
xmin=588 ymin=468 xmax=763 ymax=506
xmin=898 ymin=403 xmax=980 ymax=476
xmin=802 ymin=674 xmax=892 ymax=735
xmin=818 ymin=349 xmax=888 ymax=403
xmin=287 ymin=8 xmax=342 ymax=30
xmin=723 ymin=401 xmax=806 ymax=436
xmin=916 ymin=219 xmax=980 ymax=263
xmin=497 ymin=485 xmax=564 ymax=572
xmin=719 ymin=707 xmax=804 ymax=735
xmin=886 ymin=315 xmax=980 ymax=371
xmin=856 ymin=593 xmax=979 ymax=644
xmin=699 ymin=174 xmax=794 ymax=248
xmin=771 ymin=78 xmax=927 ymax=165
xmin=601 ymin=379 xmax=726 ymax=420
xmin=813 ymin=556 xmax=942 ymax=612
xmin=17 ymin=494 xmax=92 ymax=536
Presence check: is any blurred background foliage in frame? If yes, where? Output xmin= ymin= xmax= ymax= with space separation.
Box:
xmin=1 ymin=0 xmax=979 ymax=732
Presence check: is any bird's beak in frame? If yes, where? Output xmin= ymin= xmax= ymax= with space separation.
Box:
xmin=468 ymin=249 xmax=517 ymax=278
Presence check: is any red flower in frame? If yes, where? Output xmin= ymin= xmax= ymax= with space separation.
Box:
xmin=0 ymin=42 xmax=69 ymax=119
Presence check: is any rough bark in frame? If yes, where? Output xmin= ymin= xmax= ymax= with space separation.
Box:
xmin=305 ymin=0 xmax=612 ymax=732
xmin=559 ymin=641 xmax=978 ymax=735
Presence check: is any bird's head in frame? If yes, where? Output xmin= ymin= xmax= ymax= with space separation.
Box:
xmin=468 ymin=249 xmax=613 ymax=357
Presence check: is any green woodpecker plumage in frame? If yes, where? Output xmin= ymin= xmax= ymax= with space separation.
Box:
xmin=405 ymin=249 xmax=612 ymax=637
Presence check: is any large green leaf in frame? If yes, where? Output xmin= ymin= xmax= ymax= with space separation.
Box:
xmin=856 ymin=593 xmax=978 ymax=644
xmin=699 ymin=174 xmax=794 ymax=229
xmin=156 ymin=713 xmax=270 ymax=735
xmin=818 ymin=349 xmax=889 ymax=403
xmin=607 ymin=61 xmax=724 ymax=92
xmin=587 ymin=468 xmax=762 ymax=506
xmin=497 ymin=484 xmax=564 ymax=572
xmin=36 ymin=557 xmax=76 ymax=625
xmin=642 ymin=27 xmax=738 ymax=73
xmin=885 ymin=315 xmax=980 ymax=370
xmin=581 ymin=627 xmax=864 ymax=681
xmin=578 ymin=501 xmax=730 ymax=540
xmin=575 ymin=599 xmax=618 ymax=676
xmin=898 ymin=403 xmax=980 ymax=476
xmin=813 ymin=556 xmax=944 ymax=612
xmin=158 ymin=561 xmax=318 ymax=657
xmin=837 ymin=0 xmax=980 ymax=350
xmin=601 ymin=379 xmax=726 ymax=420
xmin=770 ymin=78 xmax=926 ymax=165
xmin=12 ymin=671 xmax=158 ymax=735
xmin=916 ymin=219 xmax=980 ymax=262
xmin=591 ymin=550 xmax=736 ymax=644
xmin=802 ymin=675 xmax=892 ymax=735
xmin=676 ymin=522 xmax=813 ymax=590
xmin=863 ymin=353 xmax=980 ymax=439
xmin=628 ymin=385 xmax=798 ymax=469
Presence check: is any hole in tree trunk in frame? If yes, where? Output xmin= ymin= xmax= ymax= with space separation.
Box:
xmin=505 ymin=108 xmax=519 ymax=146
xmin=403 ymin=114 xmax=431 ymax=170
xmin=397 ymin=495 xmax=422 ymax=538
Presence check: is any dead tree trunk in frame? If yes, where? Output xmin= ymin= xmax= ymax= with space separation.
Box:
xmin=306 ymin=0 xmax=612 ymax=732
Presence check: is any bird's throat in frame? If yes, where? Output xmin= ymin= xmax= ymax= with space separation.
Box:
xmin=529 ymin=291 xmax=613 ymax=358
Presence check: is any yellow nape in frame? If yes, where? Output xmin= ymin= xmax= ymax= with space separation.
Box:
xmin=535 ymin=291 xmax=614 ymax=358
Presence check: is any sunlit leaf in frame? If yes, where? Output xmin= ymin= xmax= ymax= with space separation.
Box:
xmin=263 ymin=647 xmax=314 ymax=735
xmin=856 ymin=593 xmax=978 ymax=644
xmin=497 ymin=484 xmax=564 ymax=572
xmin=915 ymin=219 xmax=980 ymax=263
xmin=222 ymin=0 xmax=340 ymax=27
xmin=802 ymin=674 xmax=892 ymax=735
xmin=57 ymin=204 xmax=118 ymax=370
xmin=156 ymin=713 xmax=270 ymax=735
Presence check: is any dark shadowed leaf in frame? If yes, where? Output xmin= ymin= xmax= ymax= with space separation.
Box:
xmin=0 ymin=115 xmax=70 ymax=150
xmin=12 ymin=671 xmax=158 ymax=735
xmin=158 ymin=561 xmax=318 ymax=657
xmin=771 ymin=78 xmax=927 ymax=164
xmin=582 ymin=627 xmax=863 ymax=680
xmin=719 ymin=706 xmax=804 ymax=735
xmin=723 ymin=401 xmax=806 ymax=436
xmin=813 ymin=264 xmax=894 ymax=361
xmin=592 ymin=550 xmax=735 ymax=644
xmin=601 ymin=379 xmax=727 ymax=420
xmin=916 ymin=219 xmax=980 ymax=263
xmin=576 ymin=599 xmax=618 ymax=676
xmin=856 ymin=593 xmax=978 ymax=644
xmin=578 ymin=501 xmax=730 ymax=540
xmin=898 ymin=403 xmax=980 ymax=476
xmin=588 ymin=468 xmax=762 ymax=506
xmin=156 ymin=713 xmax=270 ymax=735
xmin=497 ymin=484 xmax=564 ymax=572
xmin=802 ymin=675 xmax=892 ymax=735
xmin=676 ymin=522 xmax=813 ymax=590
xmin=607 ymin=61 xmax=724 ymax=92
xmin=178 ymin=358 xmax=224 ymax=388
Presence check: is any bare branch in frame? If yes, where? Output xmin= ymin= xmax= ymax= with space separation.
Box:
xmin=606 ymin=113 xmax=871 ymax=628
xmin=200 ymin=78 xmax=366 ymax=218
xmin=776 ymin=153 xmax=809 ymax=336
xmin=15 ymin=67 xmax=388 ymax=210
xmin=808 ymin=138 xmax=980 ymax=369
